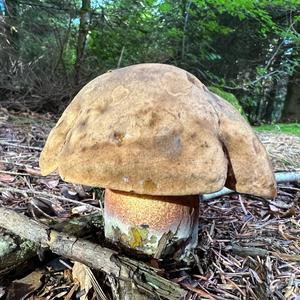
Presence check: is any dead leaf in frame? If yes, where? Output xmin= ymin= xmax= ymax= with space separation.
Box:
xmin=64 ymin=283 xmax=79 ymax=300
xmin=50 ymin=290 xmax=68 ymax=299
xmin=269 ymin=199 xmax=293 ymax=209
xmin=72 ymin=262 xmax=92 ymax=300
xmin=61 ymin=186 xmax=80 ymax=200
xmin=72 ymin=205 xmax=91 ymax=215
xmin=73 ymin=184 xmax=87 ymax=198
xmin=40 ymin=178 xmax=59 ymax=189
xmin=0 ymin=173 xmax=15 ymax=183
xmin=51 ymin=202 xmax=69 ymax=218
xmin=269 ymin=204 xmax=279 ymax=212
xmin=6 ymin=270 xmax=43 ymax=299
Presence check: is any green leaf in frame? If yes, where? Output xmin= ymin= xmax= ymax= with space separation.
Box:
xmin=159 ymin=2 xmax=172 ymax=13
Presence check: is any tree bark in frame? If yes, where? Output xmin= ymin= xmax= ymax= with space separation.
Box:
xmin=74 ymin=0 xmax=91 ymax=85
xmin=281 ymin=68 xmax=300 ymax=122
xmin=181 ymin=0 xmax=192 ymax=61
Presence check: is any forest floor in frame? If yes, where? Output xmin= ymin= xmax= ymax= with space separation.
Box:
xmin=0 ymin=107 xmax=300 ymax=300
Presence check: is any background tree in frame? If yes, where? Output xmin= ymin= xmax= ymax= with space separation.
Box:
xmin=74 ymin=0 xmax=90 ymax=84
xmin=0 ymin=0 xmax=299 ymax=123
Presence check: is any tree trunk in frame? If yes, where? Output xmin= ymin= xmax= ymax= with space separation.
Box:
xmin=74 ymin=0 xmax=91 ymax=85
xmin=181 ymin=0 xmax=192 ymax=61
xmin=281 ymin=68 xmax=300 ymax=122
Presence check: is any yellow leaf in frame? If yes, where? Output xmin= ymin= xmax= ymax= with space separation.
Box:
xmin=129 ymin=227 xmax=143 ymax=248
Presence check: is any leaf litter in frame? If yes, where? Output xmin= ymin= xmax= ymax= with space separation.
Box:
xmin=0 ymin=107 xmax=299 ymax=300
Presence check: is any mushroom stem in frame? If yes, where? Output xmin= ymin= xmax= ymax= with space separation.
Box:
xmin=104 ymin=189 xmax=199 ymax=260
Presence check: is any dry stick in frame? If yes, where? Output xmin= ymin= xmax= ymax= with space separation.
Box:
xmin=202 ymin=171 xmax=300 ymax=201
xmin=0 ymin=207 xmax=187 ymax=300
xmin=0 ymin=141 xmax=43 ymax=151
xmin=0 ymin=170 xmax=32 ymax=176
xmin=231 ymin=245 xmax=300 ymax=262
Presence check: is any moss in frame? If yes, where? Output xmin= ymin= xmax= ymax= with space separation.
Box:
xmin=255 ymin=123 xmax=300 ymax=136
xmin=0 ymin=237 xmax=37 ymax=270
xmin=208 ymin=86 xmax=247 ymax=119
xmin=0 ymin=236 xmax=17 ymax=256
xmin=17 ymin=240 xmax=37 ymax=259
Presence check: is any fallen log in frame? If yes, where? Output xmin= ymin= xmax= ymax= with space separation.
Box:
xmin=0 ymin=207 xmax=188 ymax=300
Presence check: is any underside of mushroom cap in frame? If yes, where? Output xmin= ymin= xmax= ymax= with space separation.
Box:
xmin=39 ymin=63 xmax=276 ymax=198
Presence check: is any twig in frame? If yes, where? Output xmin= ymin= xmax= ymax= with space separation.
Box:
xmin=0 ymin=185 xmax=102 ymax=212
xmin=0 ymin=170 xmax=31 ymax=176
xmin=202 ymin=171 xmax=300 ymax=201
xmin=265 ymin=20 xmax=297 ymax=70
xmin=271 ymin=252 xmax=300 ymax=262
xmin=238 ymin=196 xmax=248 ymax=215
xmin=215 ymin=70 xmax=285 ymax=91
xmin=231 ymin=245 xmax=268 ymax=258
xmin=0 ymin=141 xmax=43 ymax=151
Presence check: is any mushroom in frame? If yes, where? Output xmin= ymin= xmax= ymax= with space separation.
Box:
xmin=39 ymin=64 xmax=276 ymax=261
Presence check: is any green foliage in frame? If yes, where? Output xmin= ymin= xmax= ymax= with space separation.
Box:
xmin=208 ymin=86 xmax=247 ymax=119
xmin=1 ymin=0 xmax=300 ymax=122
xmin=255 ymin=123 xmax=300 ymax=136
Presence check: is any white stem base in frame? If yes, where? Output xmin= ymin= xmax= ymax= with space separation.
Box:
xmin=104 ymin=189 xmax=199 ymax=260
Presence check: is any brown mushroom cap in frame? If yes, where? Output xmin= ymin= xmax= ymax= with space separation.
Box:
xmin=39 ymin=63 xmax=276 ymax=198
